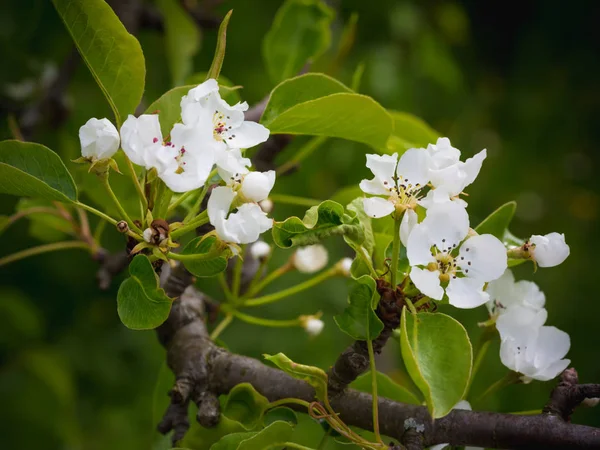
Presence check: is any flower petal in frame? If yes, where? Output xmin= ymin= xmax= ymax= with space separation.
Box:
xmin=530 ymin=233 xmax=570 ymax=268
xmin=120 ymin=114 xmax=162 ymax=166
xmin=207 ymin=186 xmax=236 ymax=225
xmin=406 ymin=223 xmax=434 ymax=266
xmin=400 ymin=209 xmax=418 ymax=246
xmin=422 ymin=201 xmax=469 ymax=249
xmin=360 ymin=153 xmax=397 ymax=195
xmin=462 ymin=149 xmax=487 ymax=188
xmin=496 ymin=306 xmax=548 ymax=340
xmin=410 ymin=267 xmax=444 ymax=300
xmin=363 ymin=197 xmax=395 ymax=219
xmin=396 ymin=148 xmax=430 ymax=189
xmin=446 ymin=277 xmax=489 ymax=308
xmin=79 ymin=117 xmax=120 ymax=160
xmin=533 ymin=326 xmax=570 ymax=371
xmin=241 ymin=170 xmax=276 ymax=203
xmin=215 ymin=148 xmax=251 ymax=181
xmin=458 ymin=234 xmax=507 ymax=282
xmin=222 ymin=203 xmax=273 ymax=244
xmin=226 ymin=121 xmax=270 ymax=149
xmin=426 ymin=137 xmax=461 ymax=170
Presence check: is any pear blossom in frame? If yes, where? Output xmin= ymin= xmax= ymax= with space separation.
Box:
xmin=180 ymin=78 xmax=270 ymax=150
xmin=407 ymin=202 xmax=507 ymax=308
xmin=207 ymin=186 xmax=272 ymax=244
xmin=486 ymin=270 xmax=547 ymax=338
xmin=79 ymin=117 xmax=120 ymax=160
xmin=303 ymin=317 xmax=325 ymax=336
xmin=360 ymin=150 xmax=430 ymax=219
xmin=293 ymin=245 xmax=329 ymax=273
xmin=339 ymin=257 xmax=353 ymax=277
xmin=420 ymin=137 xmax=487 ymax=208
xmin=529 ymin=233 xmax=570 ymax=267
xmin=500 ymin=325 xmax=571 ymax=382
xmin=215 ymin=147 xmax=251 ymax=181
xmin=429 ymin=401 xmax=481 ymax=450
xmin=250 ymin=241 xmax=271 ymax=260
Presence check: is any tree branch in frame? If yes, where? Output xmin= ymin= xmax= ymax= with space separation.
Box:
xmin=154 ymin=275 xmax=600 ymax=449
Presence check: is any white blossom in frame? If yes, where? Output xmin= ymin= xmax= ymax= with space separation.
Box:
xmin=304 ymin=318 xmax=325 ymax=336
xmin=181 ymin=78 xmax=270 ymax=150
xmin=259 ymin=198 xmax=274 ymax=213
xmin=420 ymin=137 xmax=486 ymax=208
xmin=250 ymin=241 xmax=271 ymax=260
xmin=215 ymin=147 xmax=251 ymax=181
xmin=360 ymin=150 xmax=429 ymax=218
xmin=293 ymin=245 xmax=329 ymax=273
xmin=530 ymin=233 xmax=570 ymax=268
xmin=79 ymin=117 xmax=120 ymax=160
xmin=241 ymin=171 xmax=276 ymax=203
xmin=207 ymin=186 xmax=272 ymax=244
xmin=407 ymin=202 xmax=507 ymax=308
xmin=120 ymin=114 xmax=167 ymax=167
xmin=500 ymin=326 xmax=571 ymax=382
xmin=486 ymin=270 xmax=547 ymax=339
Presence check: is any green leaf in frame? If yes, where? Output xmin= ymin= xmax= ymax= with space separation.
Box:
xmin=0 ymin=140 xmax=77 ymax=203
xmin=263 ymin=407 xmax=297 ymax=426
xmin=117 ymin=255 xmax=173 ymax=330
xmin=346 ymin=197 xmax=374 ymax=255
xmin=222 ymin=383 xmax=269 ymax=430
xmin=264 ymin=353 xmax=328 ymax=402
xmin=261 ymin=74 xmax=392 ymax=150
xmin=206 ymin=10 xmax=233 ymax=81
xmin=272 ymin=200 xmax=363 ymax=248
xmin=334 ymin=275 xmax=383 ymax=341
xmin=263 ymin=0 xmax=334 ymax=83
xmin=52 ymin=0 xmax=145 ymax=126
xmin=179 ymin=235 xmax=231 ymax=277
xmin=475 ymin=201 xmax=517 ymax=239
xmin=156 ymin=0 xmax=201 ymax=86
xmin=386 ymin=111 xmax=439 ymax=154
xmin=400 ymin=310 xmax=472 ymax=418
xmin=210 ymin=421 xmax=294 ymax=450
xmin=351 ymin=370 xmax=421 ymax=405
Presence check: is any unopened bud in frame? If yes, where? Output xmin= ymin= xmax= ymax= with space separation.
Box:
xmin=250 ymin=241 xmax=271 ymax=260
xmin=337 ymin=257 xmax=353 ymax=277
xmin=116 ymin=220 xmax=129 ymax=233
xmin=259 ymin=198 xmax=273 ymax=213
xmin=302 ymin=317 xmax=324 ymax=336
xmin=293 ymin=245 xmax=328 ymax=273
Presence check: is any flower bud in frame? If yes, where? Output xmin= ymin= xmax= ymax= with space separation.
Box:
xmin=303 ymin=317 xmax=324 ymax=336
xmin=143 ymin=228 xmax=153 ymax=243
xmin=250 ymin=240 xmax=271 ymax=260
xmin=79 ymin=117 xmax=120 ymax=160
xmin=259 ymin=198 xmax=273 ymax=213
xmin=338 ymin=257 xmax=353 ymax=277
xmin=293 ymin=245 xmax=328 ymax=273
xmin=241 ymin=171 xmax=276 ymax=203
xmin=116 ymin=220 xmax=129 ymax=233
xmin=530 ymin=233 xmax=570 ymax=267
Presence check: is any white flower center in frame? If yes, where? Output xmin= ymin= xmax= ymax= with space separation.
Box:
xmin=427 ymin=240 xmax=474 ymax=282
xmin=383 ymin=174 xmax=424 ymax=207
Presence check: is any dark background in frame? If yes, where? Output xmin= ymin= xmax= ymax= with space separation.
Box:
xmin=0 ymin=0 xmax=598 ymax=448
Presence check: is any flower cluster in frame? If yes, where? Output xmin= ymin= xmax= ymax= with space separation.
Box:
xmin=79 ymin=79 xmax=275 ymax=245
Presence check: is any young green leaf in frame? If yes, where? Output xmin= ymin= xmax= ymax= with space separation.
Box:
xmin=475 ymin=201 xmax=517 ymax=239
xmin=52 ymin=0 xmax=145 ymax=126
xmin=117 ymin=255 xmax=173 ymax=330
xmin=334 ymin=275 xmax=383 ymax=341
xmin=400 ymin=310 xmax=472 ymax=418
xmin=264 ymin=353 xmax=328 ymax=402
xmin=222 ymin=383 xmax=269 ymax=430
xmin=263 ymin=0 xmax=334 ymax=83
xmin=206 ymin=10 xmax=233 ymax=81
xmin=0 ymin=140 xmax=78 ymax=203
xmin=345 ymin=197 xmax=374 ymax=255
xmin=263 ymin=407 xmax=297 ymax=427
xmin=156 ymin=0 xmax=201 ymax=86
xmin=351 ymin=370 xmax=422 ymax=405
xmin=386 ymin=110 xmax=440 ymax=154
xmin=145 ymin=86 xmax=192 ymax=136
xmin=179 ymin=235 xmax=231 ymax=277
xmin=271 ymin=200 xmax=363 ymax=248
xmin=260 ymin=74 xmax=392 ymax=150
xmin=210 ymin=421 xmax=294 ymax=450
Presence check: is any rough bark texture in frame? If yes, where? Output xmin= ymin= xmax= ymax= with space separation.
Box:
xmin=154 ymin=272 xmax=600 ymax=449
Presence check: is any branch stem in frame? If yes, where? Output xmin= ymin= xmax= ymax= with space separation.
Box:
xmin=475 ymin=371 xmax=521 ymax=406
xmin=367 ymin=339 xmax=383 ymax=444
xmin=124 ymin=157 xmax=148 ymax=219
xmin=0 ymin=241 xmax=91 ymax=267
xmin=390 ymin=216 xmax=402 ymax=287
xmin=243 ymin=260 xmax=293 ymax=298
xmin=210 ymin=314 xmax=233 ymax=340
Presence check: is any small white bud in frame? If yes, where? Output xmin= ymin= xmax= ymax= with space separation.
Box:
xmin=339 ymin=257 xmax=353 ymax=277
xmin=304 ymin=318 xmax=324 ymax=336
xmin=530 ymin=233 xmax=570 ymax=267
xmin=293 ymin=245 xmax=328 ymax=273
xmin=143 ymin=228 xmax=153 ymax=243
xmin=250 ymin=241 xmax=271 ymax=260
xmin=241 ymin=171 xmax=276 ymax=203
xmin=259 ymin=198 xmax=273 ymax=213
xmin=79 ymin=117 xmax=120 ymax=160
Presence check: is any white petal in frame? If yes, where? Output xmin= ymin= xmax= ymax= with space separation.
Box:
xmin=485 ymin=269 xmax=516 ymax=312
xmin=458 ymin=234 xmax=507 ymax=282
xmin=185 ymin=78 xmax=219 ymax=101
xmin=446 ymin=277 xmax=489 ymax=309
xmin=365 ymin=153 xmax=398 ymax=184
xmin=530 ymin=233 xmax=570 ymax=267
xmin=79 ymin=117 xmax=120 ymax=160
xmin=293 ymin=245 xmax=329 ymax=273
xmin=226 ymin=121 xmax=270 ymax=149
xmin=207 ymin=186 xmax=236 ymax=226
xmin=418 ymin=187 xmax=452 ymax=209
xmin=533 ymin=326 xmax=570 ymax=371
xmin=426 ymin=137 xmax=461 ymax=170
xmin=222 ymin=203 xmax=273 ymax=244
xmin=359 ymin=179 xmax=390 ymax=196
xmin=241 ymin=170 xmax=276 ymax=203
xmin=513 ymin=280 xmax=546 ymax=310
xmin=396 ymin=148 xmax=430 ymax=189
xmin=429 ymin=163 xmax=467 ymax=194
xmin=400 ymin=209 xmax=418 ymax=246
xmin=410 ymin=267 xmax=443 ymax=300
xmin=120 ymin=114 xmax=162 ymax=166
xmin=363 ymin=197 xmax=395 ymax=219
xmin=461 ymin=149 xmax=487 ymax=188
xmin=406 ymin=223 xmax=435 ymax=267
xmin=422 ymin=201 xmax=469 ymax=249
xmin=215 ymin=148 xmax=251 ymax=181
xmin=496 ymin=306 xmax=548 ymax=340
xmin=144 ymin=143 xmax=179 ymax=173
xmin=499 ymin=335 xmax=520 ymax=372
xmin=534 ymin=359 xmax=571 ymax=382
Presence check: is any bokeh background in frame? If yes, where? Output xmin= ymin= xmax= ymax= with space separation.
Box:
xmin=0 ymin=0 xmax=598 ymax=448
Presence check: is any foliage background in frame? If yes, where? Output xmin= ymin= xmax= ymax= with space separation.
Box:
xmin=0 ymin=0 xmax=598 ymax=448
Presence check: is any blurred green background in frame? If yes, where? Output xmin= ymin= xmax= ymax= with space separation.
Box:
xmin=0 ymin=0 xmax=598 ymax=448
